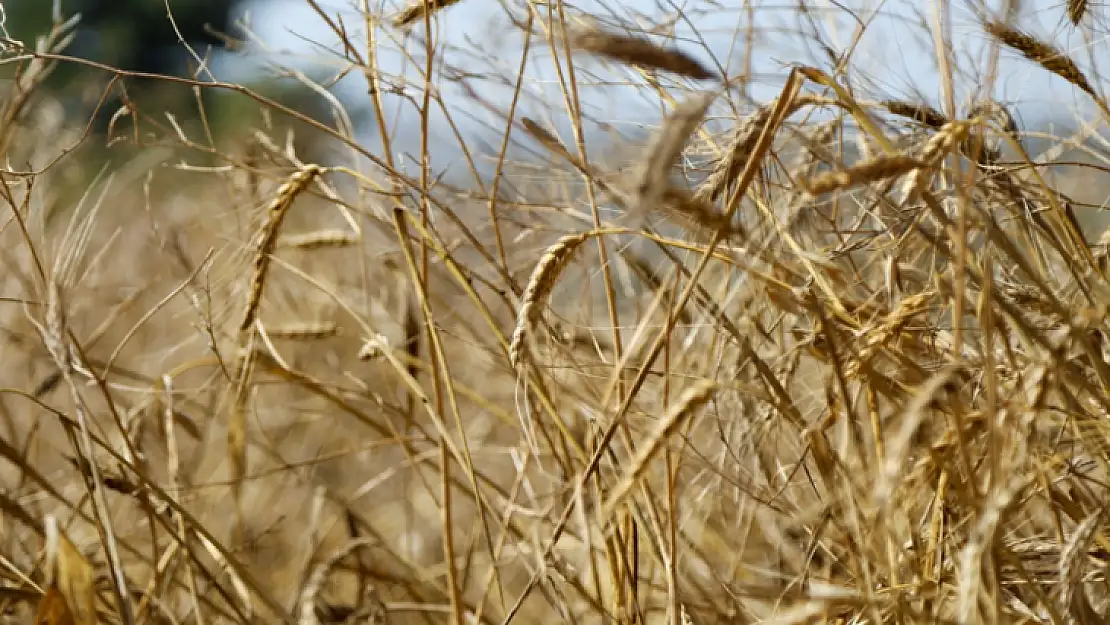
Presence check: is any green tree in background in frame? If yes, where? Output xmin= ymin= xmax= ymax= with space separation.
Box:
xmin=3 ymin=0 xmax=363 ymax=169
xmin=9 ymin=0 xmax=236 ymax=74
xmin=3 ymin=0 xmax=239 ymax=135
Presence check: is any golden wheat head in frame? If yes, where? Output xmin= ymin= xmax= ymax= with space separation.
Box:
xmin=694 ymin=93 xmax=819 ymax=204
xmin=240 ymin=164 xmax=324 ymax=336
xmin=509 ymin=231 xmax=595 ymax=370
xmin=881 ymin=100 xmax=950 ymax=130
xmin=1068 ymin=0 xmax=1089 ymax=25
xmin=629 ymin=91 xmax=716 ymax=214
xmin=569 ymin=26 xmax=717 ymax=80
xmin=802 ymin=153 xmax=924 ymax=196
xmin=984 ymin=20 xmax=1096 ymax=97
xmin=393 ymin=0 xmax=463 ymax=28
xmin=279 ymin=229 xmax=359 ymax=249
xmin=228 ymin=163 xmax=323 ymax=502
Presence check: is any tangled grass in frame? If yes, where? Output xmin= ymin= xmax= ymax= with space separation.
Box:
xmin=5 ymin=1 xmax=1110 ymax=624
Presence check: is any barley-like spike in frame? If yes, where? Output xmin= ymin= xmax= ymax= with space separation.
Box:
xmin=264 ymin=322 xmax=340 ymax=340
xmin=509 ymin=231 xmax=595 ymax=370
xmin=520 ymin=117 xmax=577 ymax=164
xmin=881 ymin=100 xmax=950 ymax=129
xmin=230 ymin=163 xmax=323 ymax=498
xmin=659 ymin=186 xmax=744 ymax=240
xmin=631 ymin=91 xmax=716 ymax=214
xmin=1059 ymin=508 xmax=1103 ymax=618
xmin=279 ymin=229 xmax=359 ymax=249
xmin=240 ymin=164 xmax=324 ymax=336
xmin=802 ymin=154 xmax=924 ymax=196
xmin=964 ymin=100 xmax=1021 ymax=164
xmin=600 ymin=379 xmax=718 ymax=521
xmin=844 ymin=292 xmax=931 ymax=379
xmin=900 ymin=120 xmax=971 ymax=202
xmin=967 ymin=100 xmax=1020 ymax=143
xmin=956 ymin=474 xmax=1030 ymax=624
xmin=569 ymin=27 xmax=717 ymax=80
xmin=694 ymin=94 xmax=820 ymax=204
xmin=393 ymin=0 xmax=463 ymax=28
xmin=1068 ymin=0 xmax=1089 ymax=25
xmin=984 ymin=20 xmax=1097 ymax=97
xmin=300 ymin=538 xmax=378 ymax=625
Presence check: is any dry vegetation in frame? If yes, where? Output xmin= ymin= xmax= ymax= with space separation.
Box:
xmin=7 ymin=1 xmax=1110 ymax=624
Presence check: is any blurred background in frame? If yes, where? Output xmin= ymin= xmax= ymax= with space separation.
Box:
xmin=3 ymin=0 xmax=243 ymax=127
xmin=2 ymin=0 xmax=1109 ymax=211
xmin=1 ymin=1 xmax=1103 ymax=136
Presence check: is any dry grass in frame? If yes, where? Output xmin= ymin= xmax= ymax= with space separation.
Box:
xmin=7 ymin=2 xmax=1110 ymax=625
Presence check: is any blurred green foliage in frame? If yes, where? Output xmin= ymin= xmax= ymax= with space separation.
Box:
xmin=1 ymin=0 xmax=358 ymax=167
xmin=4 ymin=0 xmax=235 ymax=74
xmin=3 ymin=0 xmax=238 ymax=133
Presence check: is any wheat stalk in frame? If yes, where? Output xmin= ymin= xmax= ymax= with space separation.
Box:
xmin=600 ymin=379 xmax=718 ymax=522
xmin=263 ymin=322 xmax=340 ymax=340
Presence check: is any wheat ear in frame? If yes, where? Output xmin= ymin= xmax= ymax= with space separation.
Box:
xmin=802 ymin=154 xmax=924 ymax=196
xmin=600 ymin=379 xmax=718 ymax=522
xmin=229 ymin=164 xmax=323 ymax=497
xmin=569 ymin=26 xmax=717 ymax=80
xmin=694 ymin=94 xmax=819 ymax=204
xmin=279 ymin=229 xmax=359 ymax=249
xmin=984 ymin=21 xmax=1097 ymax=98
xmin=1059 ymin=508 xmax=1104 ymax=620
xmin=393 ymin=0 xmax=463 ymax=28
xmin=1068 ymin=0 xmax=1089 ymax=25
xmin=630 ymin=90 xmax=716 ymax=214
xmin=880 ymin=100 xmax=950 ymax=129
xmin=509 ymin=231 xmax=595 ymax=370
xmin=240 ymin=165 xmax=324 ymax=337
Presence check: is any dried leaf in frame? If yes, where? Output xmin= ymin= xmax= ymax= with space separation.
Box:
xmin=34 ymin=585 xmax=75 ymax=625
xmin=46 ymin=518 xmax=97 ymax=625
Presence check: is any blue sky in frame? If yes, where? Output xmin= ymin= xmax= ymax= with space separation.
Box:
xmin=218 ymin=0 xmax=1108 ymax=169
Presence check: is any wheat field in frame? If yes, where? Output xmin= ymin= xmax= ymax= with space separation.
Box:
xmin=4 ymin=1 xmax=1110 ymax=624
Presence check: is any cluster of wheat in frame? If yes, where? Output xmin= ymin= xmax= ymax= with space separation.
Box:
xmin=3 ymin=1 xmax=1110 ymax=625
